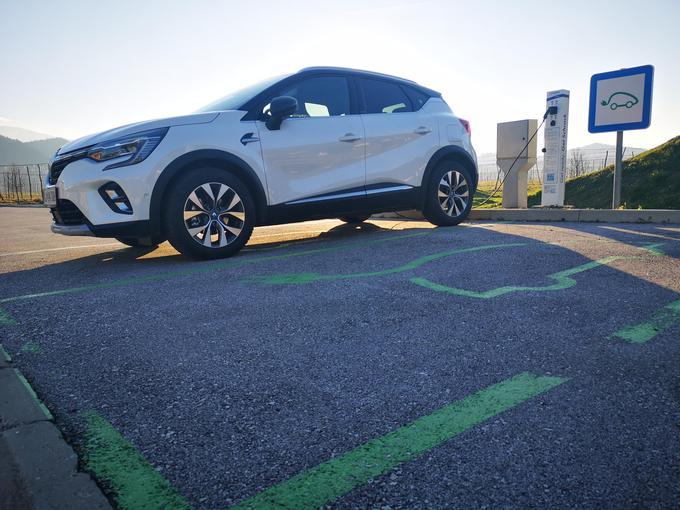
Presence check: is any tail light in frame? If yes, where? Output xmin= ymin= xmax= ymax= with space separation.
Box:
xmin=459 ymin=118 xmax=471 ymax=136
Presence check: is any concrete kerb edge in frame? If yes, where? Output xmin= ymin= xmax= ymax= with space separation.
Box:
xmin=373 ymin=209 xmax=680 ymax=224
xmin=0 ymin=343 xmax=112 ymax=509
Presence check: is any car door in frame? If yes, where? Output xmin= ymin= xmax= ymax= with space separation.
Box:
xmin=255 ymin=75 xmax=366 ymax=206
xmin=358 ymin=78 xmax=439 ymax=193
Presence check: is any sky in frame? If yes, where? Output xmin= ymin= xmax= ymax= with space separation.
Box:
xmin=1 ymin=0 xmax=679 ymax=154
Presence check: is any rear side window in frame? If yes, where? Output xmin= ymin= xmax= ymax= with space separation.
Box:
xmin=404 ymin=86 xmax=431 ymax=110
xmin=358 ymin=78 xmax=413 ymax=114
xmin=278 ymin=76 xmax=350 ymax=117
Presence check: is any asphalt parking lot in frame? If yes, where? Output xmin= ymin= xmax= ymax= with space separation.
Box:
xmin=1 ymin=206 xmax=680 ymax=509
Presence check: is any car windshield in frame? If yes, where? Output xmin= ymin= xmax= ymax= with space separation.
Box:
xmin=196 ymin=75 xmax=289 ymax=113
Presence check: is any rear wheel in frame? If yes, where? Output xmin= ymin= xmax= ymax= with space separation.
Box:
xmin=422 ymin=161 xmax=474 ymax=226
xmin=162 ymin=168 xmax=255 ymax=259
xmin=339 ymin=214 xmax=371 ymax=224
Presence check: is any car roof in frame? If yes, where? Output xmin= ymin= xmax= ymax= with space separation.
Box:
xmin=297 ymin=66 xmax=440 ymax=96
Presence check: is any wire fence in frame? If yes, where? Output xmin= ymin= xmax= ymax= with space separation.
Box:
xmin=0 ymin=147 xmax=642 ymax=204
xmin=0 ymin=164 xmax=49 ymax=204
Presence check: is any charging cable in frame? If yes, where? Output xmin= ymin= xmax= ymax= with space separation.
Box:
xmin=476 ymin=106 xmax=554 ymax=207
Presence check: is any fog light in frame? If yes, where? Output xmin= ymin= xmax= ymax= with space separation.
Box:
xmin=98 ymin=182 xmax=133 ymax=215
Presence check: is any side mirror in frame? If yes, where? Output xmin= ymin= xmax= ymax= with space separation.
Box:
xmin=266 ymin=96 xmax=298 ymax=130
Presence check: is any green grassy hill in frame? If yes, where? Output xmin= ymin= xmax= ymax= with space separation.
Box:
xmin=0 ymin=135 xmax=68 ymax=165
xmin=528 ymin=135 xmax=680 ymax=209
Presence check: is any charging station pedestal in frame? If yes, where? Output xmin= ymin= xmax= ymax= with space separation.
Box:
xmin=541 ymin=90 xmax=570 ymax=206
xmin=497 ymin=119 xmax=538 ymax=208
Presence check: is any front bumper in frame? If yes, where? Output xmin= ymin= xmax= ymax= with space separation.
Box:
xmin=51 ymin=222 xmax=94 ymax=236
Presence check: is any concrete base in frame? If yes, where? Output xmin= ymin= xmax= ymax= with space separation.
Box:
xmin=372 ymin=209 xmax=680 ymax=224
xmin=468 ymin=208 xmax=680 ymax=223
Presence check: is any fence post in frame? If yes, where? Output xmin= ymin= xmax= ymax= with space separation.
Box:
xmin=26 ymin=165 xmax=32 ymax=201
xmin=38 ymin=166 xmax=44 ymax=202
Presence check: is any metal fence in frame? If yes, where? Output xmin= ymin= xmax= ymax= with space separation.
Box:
xmin=0 ymin=164 xmax=49 ymax=203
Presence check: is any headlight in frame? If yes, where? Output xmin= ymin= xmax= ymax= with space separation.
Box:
xmin=87 ymin=127 xmax=168 ymax=170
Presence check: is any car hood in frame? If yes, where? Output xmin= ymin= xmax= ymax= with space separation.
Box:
xmin=57 ymin=112 xmax=221 ymax=154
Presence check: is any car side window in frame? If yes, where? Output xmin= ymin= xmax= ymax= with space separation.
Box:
xmin=358 ymin=78 xmax=413 ymax=114
xmin=404 ymin=86 xmax=431 ymax=110
xmin=271 ymin=76 xmax=351 ymax=118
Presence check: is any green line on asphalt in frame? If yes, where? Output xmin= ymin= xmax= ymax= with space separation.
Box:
xmin=21 ymin=341 xmax=41 ymax=354
xmin=610 ymin=298 xmax=680 ymax=343
xmin=411 ymin=256 xmax=622 ymax=298
xmin=411 ymin=243 xmax=666 ymax=299
xmin=230 ymin=372 xmax=567 ymax=510
xmin=15 ymin=369 xmax=53 ymax=420
xmin=0 ymin=343 xmax=11 ymax=362
xmin=83 ymin=410 xmax=193 ymax=510
xmin=244 ymin=243 xmax=527 ymax=284
xmin=0 ymin=232 xmax=427 ymax=306
xmin=0 ymin=306 xmax=15 ymax=325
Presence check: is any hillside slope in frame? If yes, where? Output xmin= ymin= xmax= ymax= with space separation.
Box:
xmin=528 ymin=135 xmax=680 ymax=209
xmin=0 ymin=135 xmax=68 ymax=164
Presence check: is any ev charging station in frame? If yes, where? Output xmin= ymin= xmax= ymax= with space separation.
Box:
xmin=541 ymin=90 xmax=570 ymax=206
xmin=497 ymin=120 xmax=538 ymax=208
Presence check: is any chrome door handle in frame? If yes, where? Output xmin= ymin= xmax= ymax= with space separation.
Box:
xmin=339 ymin=133 xmax=361 ymax=142
xmin=414 ymin=126 xmax=432 ymax=135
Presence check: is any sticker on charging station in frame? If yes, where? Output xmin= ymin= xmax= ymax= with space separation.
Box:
xmin=588 ymin=65 xmax=654 ymax=133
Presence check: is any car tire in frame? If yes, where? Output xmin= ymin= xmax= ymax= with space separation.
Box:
xmin=115 ymin=236 xmax=165 ymax=248
xmin=339 ymin=214 xmax=371 ymax=224
xmin=162 ymin=167 xmax=255 ymax=260
xmin=422 ymin=160 xmax=474 ymax=226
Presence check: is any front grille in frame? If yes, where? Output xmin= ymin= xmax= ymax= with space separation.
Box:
xmin=51 ymin=199 xmax=86 ymax=225
xmin=48 ymin=149 xmax=89 ymax=184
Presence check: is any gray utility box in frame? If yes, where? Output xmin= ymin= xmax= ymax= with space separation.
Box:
xmin=496 ymin=119 xmax=538 ymax=208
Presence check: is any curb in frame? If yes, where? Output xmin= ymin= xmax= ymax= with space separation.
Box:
xmin=373 ymin=209 xmax=680 ymax=224
xmin=0 ymin=204 xmax=45 ymax=209
xmin=0 ymin=344 xmax=111 ymax=510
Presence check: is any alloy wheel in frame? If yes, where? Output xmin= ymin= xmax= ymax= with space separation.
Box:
xmin=183 ymin=182 xmax=245 ymax=248
xmin=438 ymin=170 xmax=469 ymax=217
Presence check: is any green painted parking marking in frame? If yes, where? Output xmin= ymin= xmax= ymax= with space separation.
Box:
xmin=0 ymin=343 xmax=11 ymax=362
xmin=21 ymin=341 xmax=41 ymax=354
xmin=83 ymin=410 xmax=192 ymax=510
xmin=411 ymin=243 xmax=665 ymax=299
xmin=231 ymin=372 xmax=567 ymax=510
xmin=610 ymin=298 xmax=680 ymax=343
xmin=0 ymin=306 xmax=16 ymax=325
xmin=15 ymin=369 xmax=53 ymax=420
xmin=244 ymin=243 xmax=527 ymax=284
xmin=0 ymin=232 xmax=427 ymax=311
xmin=412 ymin=256 xmax=622 ymax=298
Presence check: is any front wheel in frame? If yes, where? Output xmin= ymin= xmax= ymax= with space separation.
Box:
xmin=422 ymin=162 xmax=474 ymax=226
xmin=162 ymin=168 xmax=255 ymax=259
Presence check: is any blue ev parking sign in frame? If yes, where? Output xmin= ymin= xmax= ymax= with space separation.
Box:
xmin=588 ymin=65 xmax=654 ymax=133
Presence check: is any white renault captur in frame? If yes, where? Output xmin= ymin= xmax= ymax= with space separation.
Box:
xmin=45 ymin=67 xmax=477 ymax=259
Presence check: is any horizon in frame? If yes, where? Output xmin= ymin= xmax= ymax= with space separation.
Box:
xmin=1 ymin=0 xmax=679 ymax=154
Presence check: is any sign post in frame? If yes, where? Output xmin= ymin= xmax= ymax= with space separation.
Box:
xmin=588 ymin=65 xmax=654 ymax=209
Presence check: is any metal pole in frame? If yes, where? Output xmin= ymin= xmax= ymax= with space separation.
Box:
xmin=612 ymin=131 xmax=623 ymax=209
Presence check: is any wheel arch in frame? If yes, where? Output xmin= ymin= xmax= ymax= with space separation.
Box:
xmin=420 ymin=146 xmax=478 ymax=206
xmin=424 ymin=146 xmax=478 ymax=189
xmin=149 ymin=149 xmax=268 ymax=234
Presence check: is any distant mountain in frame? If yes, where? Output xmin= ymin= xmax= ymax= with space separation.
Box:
xmin=0 ymin=135 xmax=68 ymax=165
xmin=0 ymin=125 xmax=56 ymax=142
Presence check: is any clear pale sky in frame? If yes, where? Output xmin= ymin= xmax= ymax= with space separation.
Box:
xmin=1 ymin=0 xmax=678 ymax=153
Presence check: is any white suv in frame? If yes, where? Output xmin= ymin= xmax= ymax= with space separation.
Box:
xmin=45 ymin=67 xmax=477 ymax=259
